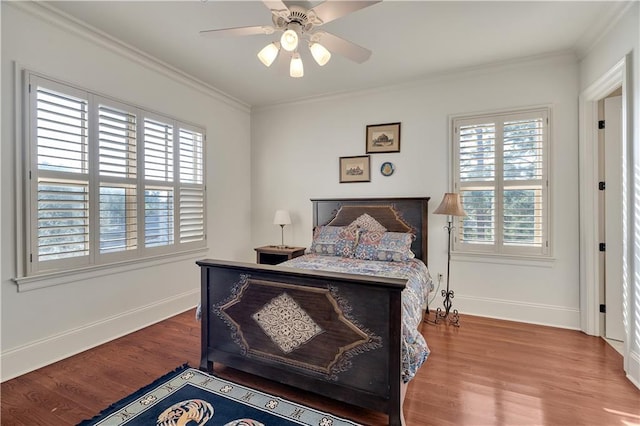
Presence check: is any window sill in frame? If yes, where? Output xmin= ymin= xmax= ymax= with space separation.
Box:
xmin=451 ymin=251 xmax=555 ymax=268
xmin=13 ymin=248 xmax=209 ymax=292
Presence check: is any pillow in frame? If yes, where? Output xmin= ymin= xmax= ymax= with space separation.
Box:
xmin=309 ymin=225 xmax=358 ymax=257
xmin=346 ymin=213 xmax=387 ymax=233
xmin=353 ymin=231 xmax=415 ymax=262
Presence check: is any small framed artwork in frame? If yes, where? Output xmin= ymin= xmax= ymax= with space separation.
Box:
xmin=339 ymin=155 xmax=371 ymax=183
xmin=366 ymin=122 xmax=401 ymax=153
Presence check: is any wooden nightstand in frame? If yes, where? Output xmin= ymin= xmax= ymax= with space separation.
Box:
xmin=254 ymin=245 xmax=306 ymax=265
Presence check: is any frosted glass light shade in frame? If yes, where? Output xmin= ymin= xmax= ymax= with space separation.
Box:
xmin=273 ymin=210 xmax=291 ymax=225
xmin=280 ymin=29 xmax=299 ymax=52
xmin=309 ymin=42 xmax=331 ymax=66
xmin=257 ymin=42 xmax=280 ymax=67
xmin=290 ymin=53 xmax=304 ymax=78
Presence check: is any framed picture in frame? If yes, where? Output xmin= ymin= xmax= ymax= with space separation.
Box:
xmin=366 ymin=122 xmax=401 ymax=153
xmin=339 ymin=155 xmax=371 ymax=183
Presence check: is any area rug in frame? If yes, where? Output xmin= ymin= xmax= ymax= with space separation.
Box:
xmin=78 ymin=364 xmax=361 ymax=426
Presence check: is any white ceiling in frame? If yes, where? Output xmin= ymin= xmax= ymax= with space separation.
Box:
xmin=46 ymin=1 xmax=628 ymax=108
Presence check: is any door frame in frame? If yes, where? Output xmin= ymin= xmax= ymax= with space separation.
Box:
xmin=578 ymin=55 xmax=631 ymax=340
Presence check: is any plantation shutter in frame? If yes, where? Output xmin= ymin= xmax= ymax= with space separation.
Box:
xmin=178 ymin=127 xmax=206 ymax=244
xmin=24 ymin=71 xmax=207 ymax=279
xmin=458 ymin=122 xmax=496 ymax=246
xmin=502 ymin=116 xmax=545 ymax=249
xmin=453 ymin=108 xmax=549 ymax=256
xmin=97 ymin=100 xmax=138 ymax=255
xmin=143 ymin=117 xmax=174 ymax=248
xmin=31 ymin=78 xmax=90 ymax=271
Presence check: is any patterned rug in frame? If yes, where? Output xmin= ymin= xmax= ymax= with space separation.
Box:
xmin=78 ymin=364 xmax=361 ymax=426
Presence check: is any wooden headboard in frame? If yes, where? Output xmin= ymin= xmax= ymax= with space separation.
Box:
xmin=311 ymin=197 xmax=430 ymax=265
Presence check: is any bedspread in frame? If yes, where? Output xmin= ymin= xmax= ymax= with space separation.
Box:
xmin=281 ymin=254 xmax=433 ymax=382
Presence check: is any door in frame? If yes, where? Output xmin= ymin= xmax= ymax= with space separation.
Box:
xmin=604 ymin=95 xmax=624 ymax=342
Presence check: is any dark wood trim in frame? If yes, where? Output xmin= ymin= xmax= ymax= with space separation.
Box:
xmin=311 ymin=197 xmax=430 ymax=265
xmin=197 ymin=259 xmax=406 ymax=425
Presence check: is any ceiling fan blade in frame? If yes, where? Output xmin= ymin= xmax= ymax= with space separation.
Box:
xmin=310 ymin=0 xmax=381 ymax=25
xmin=199 ymin=25 xmax=275 ymax=38
xmin=262 ymin=0 xmax=289 ymax=13
xmin=312 ymin=31 xmax=372 ymax=63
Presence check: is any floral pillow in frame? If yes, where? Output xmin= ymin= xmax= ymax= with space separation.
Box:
xmin=353 ymin=231 xmax=415 ymax=262
xmin=309 ymin=226 xmax=358 ymax=257
xmin=346 ymin=213 xmax=387 ymax=233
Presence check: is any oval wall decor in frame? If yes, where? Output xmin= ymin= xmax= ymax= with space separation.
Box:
xmin=380 ymin=162 xmax=395 ymax=176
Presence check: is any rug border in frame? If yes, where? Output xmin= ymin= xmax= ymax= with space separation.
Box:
xmin=77 ymin=363 xmax=190 ymax=426
xmin=78 ymin=364 xmax=362 ymax=426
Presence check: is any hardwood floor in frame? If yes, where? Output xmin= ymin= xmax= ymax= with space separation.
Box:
xmin=1 ymin=310 xmax=639 ymax=425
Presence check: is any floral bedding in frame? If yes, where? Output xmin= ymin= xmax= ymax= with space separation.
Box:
xmin=281 ymin=253 xmax=433 ymax=383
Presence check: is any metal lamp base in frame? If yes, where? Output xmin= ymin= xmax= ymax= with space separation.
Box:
xmin=434 ymin=289 xmax=460 ymax=327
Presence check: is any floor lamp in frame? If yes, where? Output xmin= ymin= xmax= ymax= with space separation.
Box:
xmin=433 ymin=193 xmax=467 ymax=327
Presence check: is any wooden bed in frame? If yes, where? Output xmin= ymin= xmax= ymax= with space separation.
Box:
xmin=196 ymin=197 xmax=429 ymax=425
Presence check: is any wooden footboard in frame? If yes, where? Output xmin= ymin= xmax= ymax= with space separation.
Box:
xmin=197 ymin=259 xmax=407 ymax=426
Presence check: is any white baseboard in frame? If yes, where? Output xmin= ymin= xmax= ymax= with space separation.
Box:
xmin=626 ymin=350 xmax=640 ymax=390
xmin=451 ymin=294 xmax=581 ymax=330
xmin=0 ymin=290 xmax=199 ymax=382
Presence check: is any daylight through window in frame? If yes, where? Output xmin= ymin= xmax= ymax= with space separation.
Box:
xmin=452 ymin=108 xmax=549 ymax=257
xmin=26 ymin=73 xmax=206 ymax=276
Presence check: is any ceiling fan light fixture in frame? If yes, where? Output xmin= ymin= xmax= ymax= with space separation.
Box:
xmin=280 ymin=29 xmax=299 ymax=52
xmin=290 ymin=52 xmax=304 ymax=78
xmin=257 ymin=41 xmax=280 ymax=67
xmin=309 ymin=42 xmax=331 ymax=66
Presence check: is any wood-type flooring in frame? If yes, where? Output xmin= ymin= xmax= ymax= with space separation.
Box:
xmin=2 ymin=310 xmax=639 ymax=425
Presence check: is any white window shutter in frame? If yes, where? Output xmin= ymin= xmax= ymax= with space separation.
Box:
xmin=36 ymin=87 xmax=88 ymax=174
xmin=453 ymin=108 xmax=549 ymax=256
xmin=457 ymin=122 xmax=497 ymax=248
xmin=31 ymin=79 xmax=90 ymax=271
xmin=98 ymin=102 xmax=138 ymax=255
xmin=143 ymin=116 xmax=174 ymax=249
xmin=37 ymin=180 xmax=89 ymax=261
xmin=24 ymin=72 xmax=207 ymax=278
xmin=144 ymin=118 xmax=174 ymax=182
xmin=178 ymin=128 xmax=205 ymax=244
xmin=502 ymin=116 xmax=545 ymax=249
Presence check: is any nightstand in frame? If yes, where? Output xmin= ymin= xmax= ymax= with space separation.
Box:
xmin=254 ymin=245 xmax=306 ymax=265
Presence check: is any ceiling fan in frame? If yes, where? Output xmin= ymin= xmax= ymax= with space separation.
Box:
xmin=200 ymin=0 xmax=381 ymax=78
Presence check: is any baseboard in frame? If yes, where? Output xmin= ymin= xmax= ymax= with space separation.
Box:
xmin=626 ymin=350 xmax=640 ymax=390
xmin=0 ymin=290 xmax=199 ymax=382
xmin=453 ymin=294 xmax=581 ymax=330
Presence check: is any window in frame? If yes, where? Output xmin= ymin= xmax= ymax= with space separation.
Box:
xmin=25 ymin=73 xmax=206 ymax=276
xmin=452 ymin=107 xmax=549 ymax=257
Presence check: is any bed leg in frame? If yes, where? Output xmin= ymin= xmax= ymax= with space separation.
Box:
xmin=199 ymin=359 xmax=213 ymax=373
xmin=400 ymin=380 xmax=408 ymax=426
xmin=390 ymin=380 xmax=408 ymax=425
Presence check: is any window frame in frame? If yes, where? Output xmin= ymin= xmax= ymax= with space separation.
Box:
xmin=451 ymin=106 xmax=551 ymax=258
xmin=22 ymin=71 xmax=207 ymax=278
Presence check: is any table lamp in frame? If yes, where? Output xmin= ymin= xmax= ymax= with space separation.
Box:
xmin=273 ymin=210 xmax=291 ymax=248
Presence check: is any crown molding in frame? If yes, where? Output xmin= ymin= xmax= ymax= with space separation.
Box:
xmin=8 ymin=1 xmax=251 ymax=114
xmin=574 ymin=1 xmax=636 ymax=60
xmin=252 ymin=51 xmax=578 ymax=112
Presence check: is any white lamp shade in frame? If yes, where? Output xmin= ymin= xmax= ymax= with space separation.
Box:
xmin=280 ymin=29 xmax=299 ymax=52
xmin=309 ymin=42 xmax=331 ymax=66
xmin=290 ymin=53 xmax=304 ymax=78
xmin=257 ymin=42 xmax=280 ymax=67
xmin=273 ymin=210 xmax=291 ymax=225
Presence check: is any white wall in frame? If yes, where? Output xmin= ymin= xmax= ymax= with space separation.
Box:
xmin=251 ymin=54 xmax=581 ymax=329
xmin=0 ymin=3 xmax=252 ymax=381
xmin=578 ymin=2 xmax=640 ymax=388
